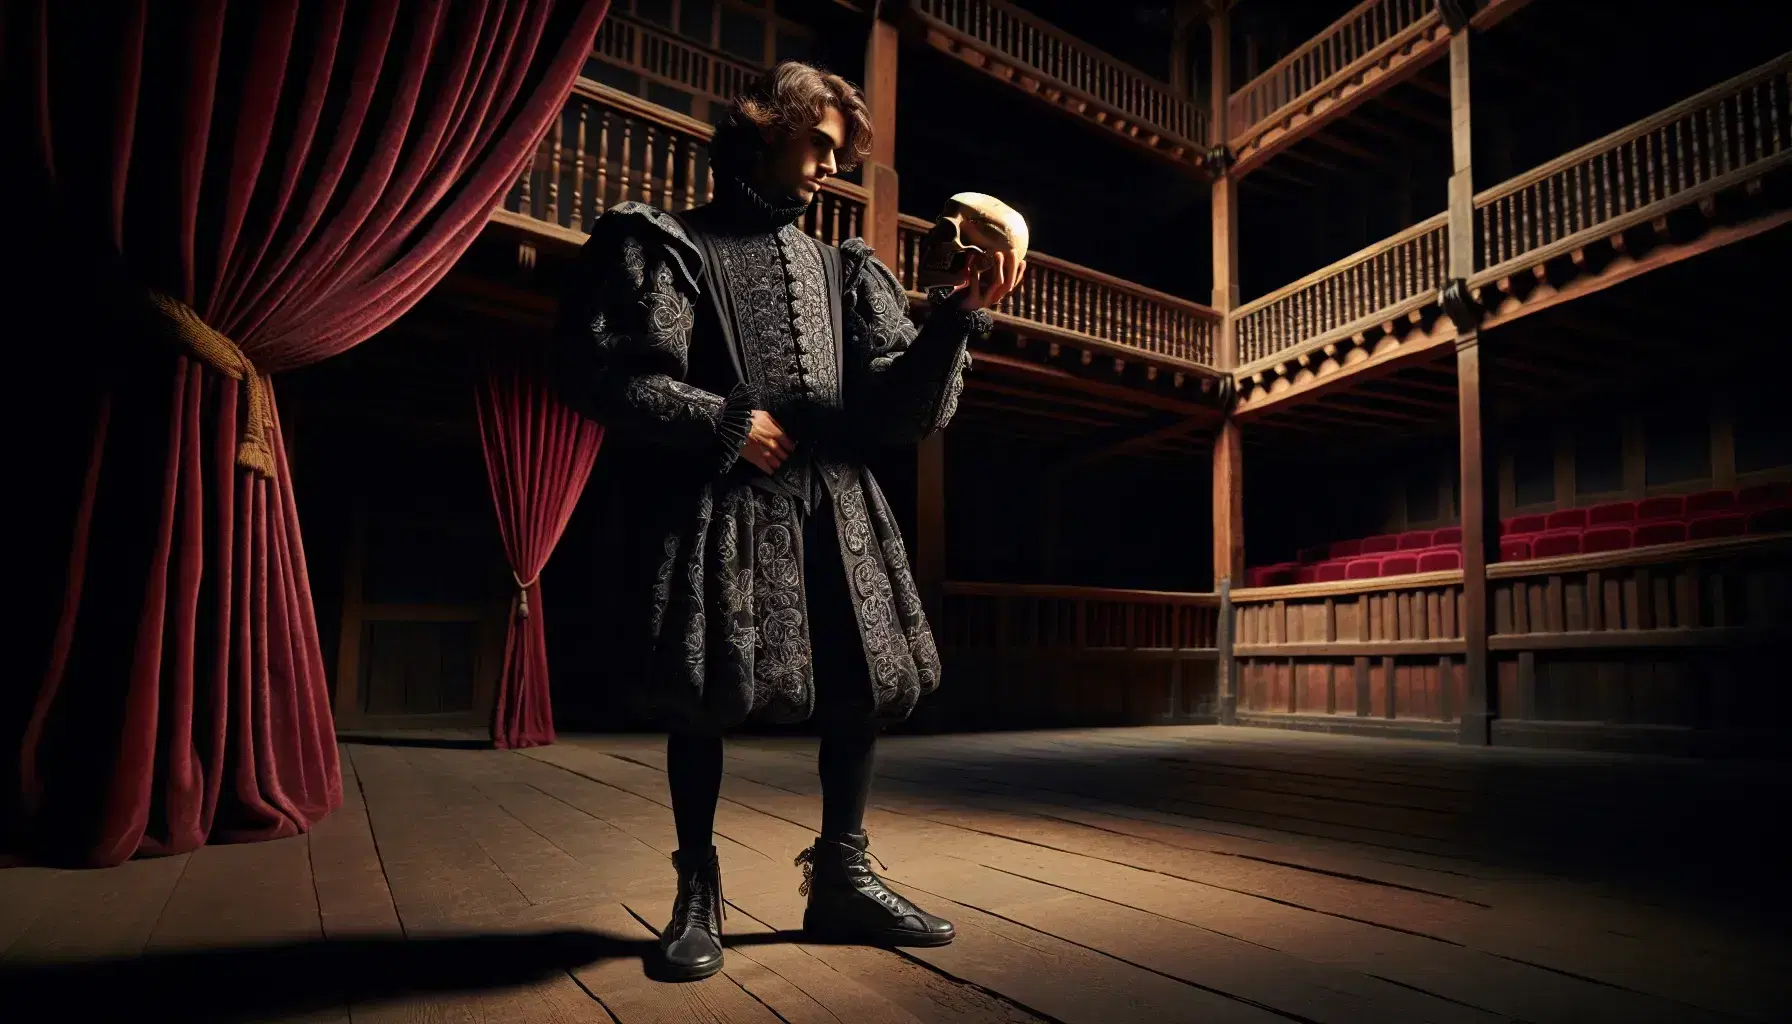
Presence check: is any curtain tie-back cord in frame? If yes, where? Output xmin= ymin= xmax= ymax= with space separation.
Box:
xmin=512 ymin=570 xmax=542 ymax=618
xmin=142 ymin=289 xmax=278 ymax=479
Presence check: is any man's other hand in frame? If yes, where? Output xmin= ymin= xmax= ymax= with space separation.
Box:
xmin=740 ymin=410 xmax=795 ymax=473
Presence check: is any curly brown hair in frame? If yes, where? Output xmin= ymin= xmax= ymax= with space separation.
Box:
xmin=710 ymin=61 xmax=874 ymax=178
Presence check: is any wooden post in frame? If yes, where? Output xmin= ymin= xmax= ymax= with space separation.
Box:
xmin=1447 ymin=29 xmax=1495 ymax=746
xmin=1209 ymin=3 xmax=1242 ymax=726
xmin=864 ymin=13 xmax=901 ymax=261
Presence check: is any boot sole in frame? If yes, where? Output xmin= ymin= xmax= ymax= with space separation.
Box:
xmin=803 ymin=912 xmax=957 ymax=947
xmin=655 ymin=955 xmax=724 ymax=982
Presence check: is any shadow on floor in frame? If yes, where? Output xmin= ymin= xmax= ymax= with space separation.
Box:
xmin=0 ymin=928 xmax=807 ymax=1022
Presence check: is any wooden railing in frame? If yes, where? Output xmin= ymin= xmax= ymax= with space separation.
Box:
xmin=897 ymin=215 xmax=1220 ymax=367
xmin=1485 ymin=535 xmax=1790 ymax=745
xmin=1232 ymin=211 xmax=1448 ymax=368
xmin=911 ymin=0 xmax=1207 ymax=151
xmin=592 ymin=12 xmax=760 ymax=106
xmin=1228 ymin=0 xmax=1440 ymax=140
xmin=499 ymin=80 xmax=866 ymax=246
xmin=934 ymin=582 xmax=1220 ymax=726
xmin=1230 ymin=568 xmax=1470 ymax=729
xmin=1473 ymin=53 xmax=1792 ymax=281
xmin=496 ymin=82 xmax=1219 ymax=369
xmin=940 ymin=581 xmax=1221 ymax=650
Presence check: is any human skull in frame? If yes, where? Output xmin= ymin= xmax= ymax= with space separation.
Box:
xmin=917 ymin=192 xmax=1029 ymax=293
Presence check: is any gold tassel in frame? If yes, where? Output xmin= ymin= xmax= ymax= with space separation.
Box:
xmin=142 ymin=289 xmax=277 ymax=478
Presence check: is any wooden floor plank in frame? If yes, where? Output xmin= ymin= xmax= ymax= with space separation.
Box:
xmin=311 ymin=742 xmax=403 ymax=940
xmin=2 ymin=853 xmax=189 ymax=962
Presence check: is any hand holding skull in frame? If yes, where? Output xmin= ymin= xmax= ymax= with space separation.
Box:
xmin=918 ymin=193 xmax=1028 ymax=312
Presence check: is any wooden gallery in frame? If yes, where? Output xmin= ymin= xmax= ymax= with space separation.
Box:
xmin=296 ymin=0 xmax=1792 ymax=755
xmin=16 ymin=0 xmax=1792 ymax=870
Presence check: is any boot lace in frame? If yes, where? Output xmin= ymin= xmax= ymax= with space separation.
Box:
xmin=794 ymin=833 xmax=890 ymax=897
xmin=674 ymin=855 xmax=726 ymax=929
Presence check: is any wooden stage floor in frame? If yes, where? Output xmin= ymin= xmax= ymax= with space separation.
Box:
xmin=3 ymin=725 xmax=1789 ymax=1023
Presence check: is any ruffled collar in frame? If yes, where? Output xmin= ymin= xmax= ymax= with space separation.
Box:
xmin=707 ymin=171 xmax=811 ymax=234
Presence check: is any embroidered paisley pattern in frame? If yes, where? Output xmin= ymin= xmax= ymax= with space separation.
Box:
xmin=643 ymin=263 xmax=696 ymax=361
xmin=751 ymin=491 xmax=812 ymax=720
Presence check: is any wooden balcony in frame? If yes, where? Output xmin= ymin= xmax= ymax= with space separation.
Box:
xmin=936 ymin=581 xmax=1221 ymax=726
xmin=484 ymin=78 xmax=1226 ymax=391
xmin=1226 ymin=0 xmax=1452 ymax=176
xmin=906 ymin=0 xmax=1211 ymax=172
xmin=1232 ymin=51 xmax=1792 ymax=413
xmin=591 ymin=12 xmax=760 ymax=107
xmin=1468 ymin=52 xmax=1792 ymax=326
xmin=492 ymin=80 xmax=868 ymax=249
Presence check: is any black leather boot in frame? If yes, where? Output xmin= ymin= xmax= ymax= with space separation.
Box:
xmin=795 ymin=832 xmax=956 ymax=946
xmin=659 ymin=845 xmax=725 ymax=980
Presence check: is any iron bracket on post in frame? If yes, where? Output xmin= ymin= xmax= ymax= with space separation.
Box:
xmin=1440 ymin=277 xmax=1483 ymax=335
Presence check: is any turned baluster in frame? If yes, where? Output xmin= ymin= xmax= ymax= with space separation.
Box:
xmin=617 ymin=117 xmax=633 ymax=211
xmin=517 ymin=141 xmax=535 ymax=219
xmin=592 ymin=112 xmax=610 ymax=216
xmin=571 ymin=104 xmax=588 ymax=228
xmin=660 ymin=130 xmax=676 ymax=210
xmin=682 ymin=140 xmax=697 ymax=211
xmin=546 ymin=110 xmax=564 ymax=225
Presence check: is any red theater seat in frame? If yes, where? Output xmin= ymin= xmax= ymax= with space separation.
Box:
xmin=1689 ymin=513 xmax=1746 ymax=540
xmin=1263 ymin=566 xmax=1297 ymax=585
xmin=1296 ymin=565 xmax=1321 ymax=583
xmin=1329 ymin=538 xmax=1364 ymax=559
xmin=1634 ymin=520 xmax=1687 ymax=546
xmin=1418 ymin=549 xmax=1462 ymax=571
xmin=1637 ymin=496 xmax=1685 ymax=521
xmin=1749 ymin=506 xmax=1792 ymax=533
xmin=1532 ymin=530 xmax=1583 ymax=557
xmin=1316 ymin=560 xmax=1349 ymax=582
xmin=1381 ymin=553 xmax=1419 ymax=576
xmin=1503 ymin=514 xmax=1547 ymax=536
xmin=1297 ymin=544 xmax=1329 ymax=564
xmin=1499 ymin=537 xmax=1533 ymax=561
xmin=1344 ymin=557 xmax=1383 ymax=579
xmin=1740 ymin=482 xmax=1792 ymax=508
xmin=1397 ymin=531 xmax=1433 ymax=551
xmin=1686 ymin=489 xmax=1737 ymax=516
xmin=1586 ymin=501 xmax=1637 ymax=526
xmin=1360 ymin=534 xmax=1399 ymax=554
xmin=1432 ymin=526 xmax=1462 ymax=546
xmin=1582 ymin=525 xmax=1634 ymax=553
xmin=1544 ymin=508 xmax=1588 ymax=530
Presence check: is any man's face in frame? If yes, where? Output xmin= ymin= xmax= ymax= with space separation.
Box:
xmin=758 ymin=104 xmax=845 ymax=203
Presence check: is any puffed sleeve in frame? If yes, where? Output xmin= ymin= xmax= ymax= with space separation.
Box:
xmin=554 ymin=206 xmax=757 ymax=474
xmin=840 ymin=238 xmax=990 ymax=447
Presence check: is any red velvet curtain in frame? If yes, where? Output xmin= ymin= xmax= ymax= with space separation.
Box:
xmin=4 ymin=0 xmax=609 ymax=866
xmin=475 ymin=346 xmax=605 ymax=750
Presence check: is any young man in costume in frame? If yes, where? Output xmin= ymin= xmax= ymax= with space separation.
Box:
xmin=554 ymin=61 xmax=1022 ymax=980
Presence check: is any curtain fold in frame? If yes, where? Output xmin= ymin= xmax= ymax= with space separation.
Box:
xmin=475 ymin=345 xmax=605 ymax=750
xmin=4 ymin=0 xmax=609 ymax=866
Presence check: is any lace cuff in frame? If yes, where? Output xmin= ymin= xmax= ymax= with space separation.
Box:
xmin=714 ymin=380 xmax=760 ymax=474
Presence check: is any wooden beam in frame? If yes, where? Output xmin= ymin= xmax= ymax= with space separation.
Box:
xmin=1448 ymin=30 xmax=1493 ymax=746
xmin=1212 ymin=417 xmax=1244 ymax=589
xmin=1372 ymin=90 xmax=1448 ymax=130
xmin=864 ymin=14 xmax=901 ymax=262
xmin=970 ymin=350 xmax=1216 ymax=417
